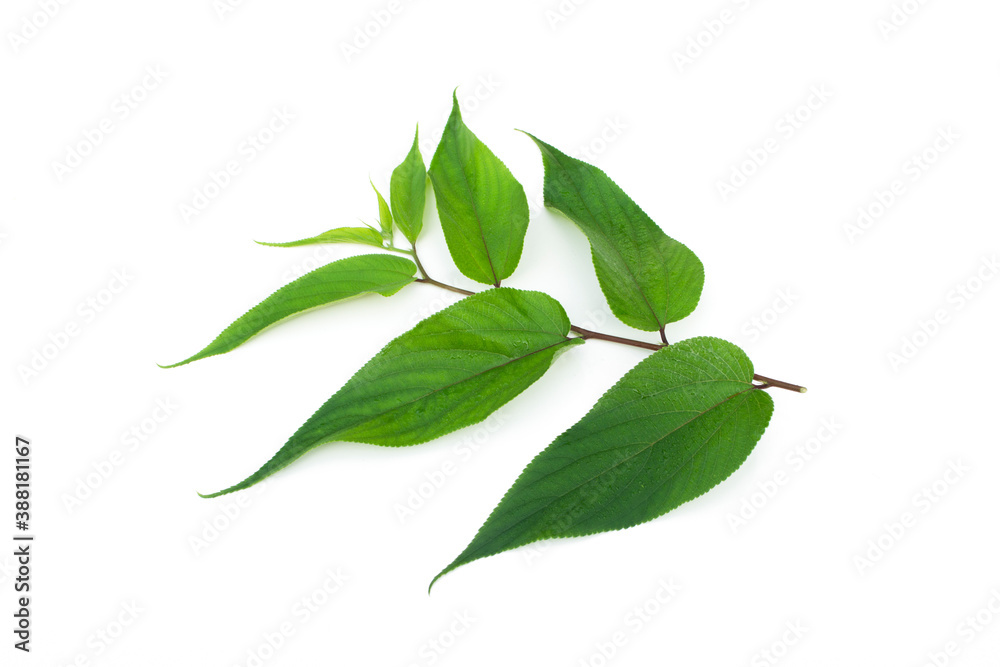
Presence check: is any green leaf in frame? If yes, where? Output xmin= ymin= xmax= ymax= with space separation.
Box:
xmin=390 ymin=125 xmax=427 ymax=244
xmin=429 ymin=93 xmax=530 ymax=286
xmin=256 ymin=226 xmax=386 ymax=249
xmin=432 ymin=337 xmax=772 ymax=589
xmin=524 ymin=134 xmax=705 ymax=332
xmin=372 ymin=181 xmax=394 ymax=240
xmin=201 ymin=288 xmax=584 ymax=498
xmin=162 ymin=254 xmax=416 ymax=368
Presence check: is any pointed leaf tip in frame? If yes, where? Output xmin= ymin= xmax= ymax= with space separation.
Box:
xmin=438 ymin=337 xmax=774 ymax=581
xmin=526 ymin=134 xmax=705 ymax=331
xmin=205 ymin=288 xmax=582 ymax=496
xmin=390 ymin=124 xmax=428 ymax=244
xmin=161 ymin=254 xmax=417 ymax=368
xmin=255 ymin=226 xmax=386 ymax=249
xmin=429 ymin=97 xmax=529 ymax=285
xmin=428 ymin=572 xmax=444 ymax=594
xmin=371 ymin=181 xmax=394 ymax=240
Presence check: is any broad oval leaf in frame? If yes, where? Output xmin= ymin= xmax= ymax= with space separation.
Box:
xmin=429 ymin=93 xmax=530 ymax=286
xmin=431 ymin=337 xmax=772 ymax=589
xmin=201 ymin=288 xmax=583 ymax=497
xmin=256 ymin=226 xmax=385 ymax=249
xmin=525 ymin=134 xmax=705 ymax=332
xmin=390 ymin=125 xmax=427 ymax=244
xmin=162 ymin=254 xmax=416 ymax=368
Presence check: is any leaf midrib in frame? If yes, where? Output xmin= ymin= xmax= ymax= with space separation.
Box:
xmin=446 ymin=133 xmax=502 ymax=285
xmin=318 ymin=337 xmax=576 ymax=444
xmin=561 ymin=389 xmax=754 ymax=533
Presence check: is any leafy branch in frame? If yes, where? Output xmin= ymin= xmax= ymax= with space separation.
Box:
xmin=163 ymin=91 xmax=807 ymax=591
xmin=393 ymin=243 xmax=806 ymax=393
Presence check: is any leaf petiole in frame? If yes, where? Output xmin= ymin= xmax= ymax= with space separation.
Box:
xmin=751 ymin=374 xmax=808 ymax=394
xmin=408 ymin=270 xmax=807 ymax=394
xmin=570 ymin=325 xmax=661 ymax=351
xmin=384 ymin=244 xmax=415 ymax=257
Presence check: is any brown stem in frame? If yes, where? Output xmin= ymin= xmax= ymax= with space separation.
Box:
xmin=411 ymin=244 xmax=475 ymax=296
xmin=409 ymin=245 xmax=430 ymax=281
xmin=751 ymin=374 xmax=808 ymax=394
xmin=570 ymin=325 xmax=662 ymax=351
xmin=410 ymin=261 xmax=807 ymax=394
xmin=415 ymin=277 xmax=474 ymax=296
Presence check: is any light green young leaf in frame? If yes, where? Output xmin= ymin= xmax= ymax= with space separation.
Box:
xmin=201 ymin=288 xmax=583 ymax=498
xmin=372 ymin=181 xmax=394 ymax=240
xmin=525 ymin=134 xmax=705 ymax=332
xmin=256 ymin=226 xmax=386 ymax=248
xmin=429 ymin=93 xmax=530 ymax=286
xmin=390 ymin=125 xmax=427 ymax=244
xmin=432 ymin=337 xmax=772 ymax=589
xmin=162 ymin=254 xmax=416 ymax=368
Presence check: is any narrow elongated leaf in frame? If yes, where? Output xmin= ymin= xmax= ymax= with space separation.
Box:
xmin=429 ymin=93 xmax=530 ymax=286
xmin=202 ymin=288 xmax=583 ymax=497
xmin=525 ymin=134 xmax=705 ymax=332
xmin=390 ymin=125 xmax=427 ymax=243
xmin=432 ymin=337 xmax=772 ymax=589
xmin=162 ymin=254 xmax=416 ymax=368
xmin=372 ymin=181 xmax=394 ymax=240
xmin=257 ymin=226 xmax=385 ymax=248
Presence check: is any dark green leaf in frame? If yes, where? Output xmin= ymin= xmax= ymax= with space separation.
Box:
xmin=429 ymin=93 xmax=530 ymax=286
xmin=390 ymin=125 xmax=427 ymax=244
xmin=432 ymin=337 xmax=772 ymax=589
xmin=256 ymin=227 xmax=386 ymax=249
xmin=525 ymin=134 xmax=704 ymax=332
xmin=201 ymin=288 xmax=583 ymax=497
xmin=162 ymin=254 xmax=416 ymax=368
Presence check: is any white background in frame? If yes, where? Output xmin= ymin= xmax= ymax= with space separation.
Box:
xmin=3 ymin=0 xmax=999 ymax=665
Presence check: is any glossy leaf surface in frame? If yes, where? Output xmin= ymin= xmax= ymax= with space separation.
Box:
xmin=390 ymin=126 xmax=427 ymax=243
xmin=526 ymin=134 xmax=704 ymax=331
xmin=433 ymin=337 xmax=772 ymax=588
xmin=163 ymin=254 xmax=416 ymax=368
xmin=429 ymin=94 xmax=529 ymax=285
xmin=202 ymin=288 xmax=583 ymax=497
